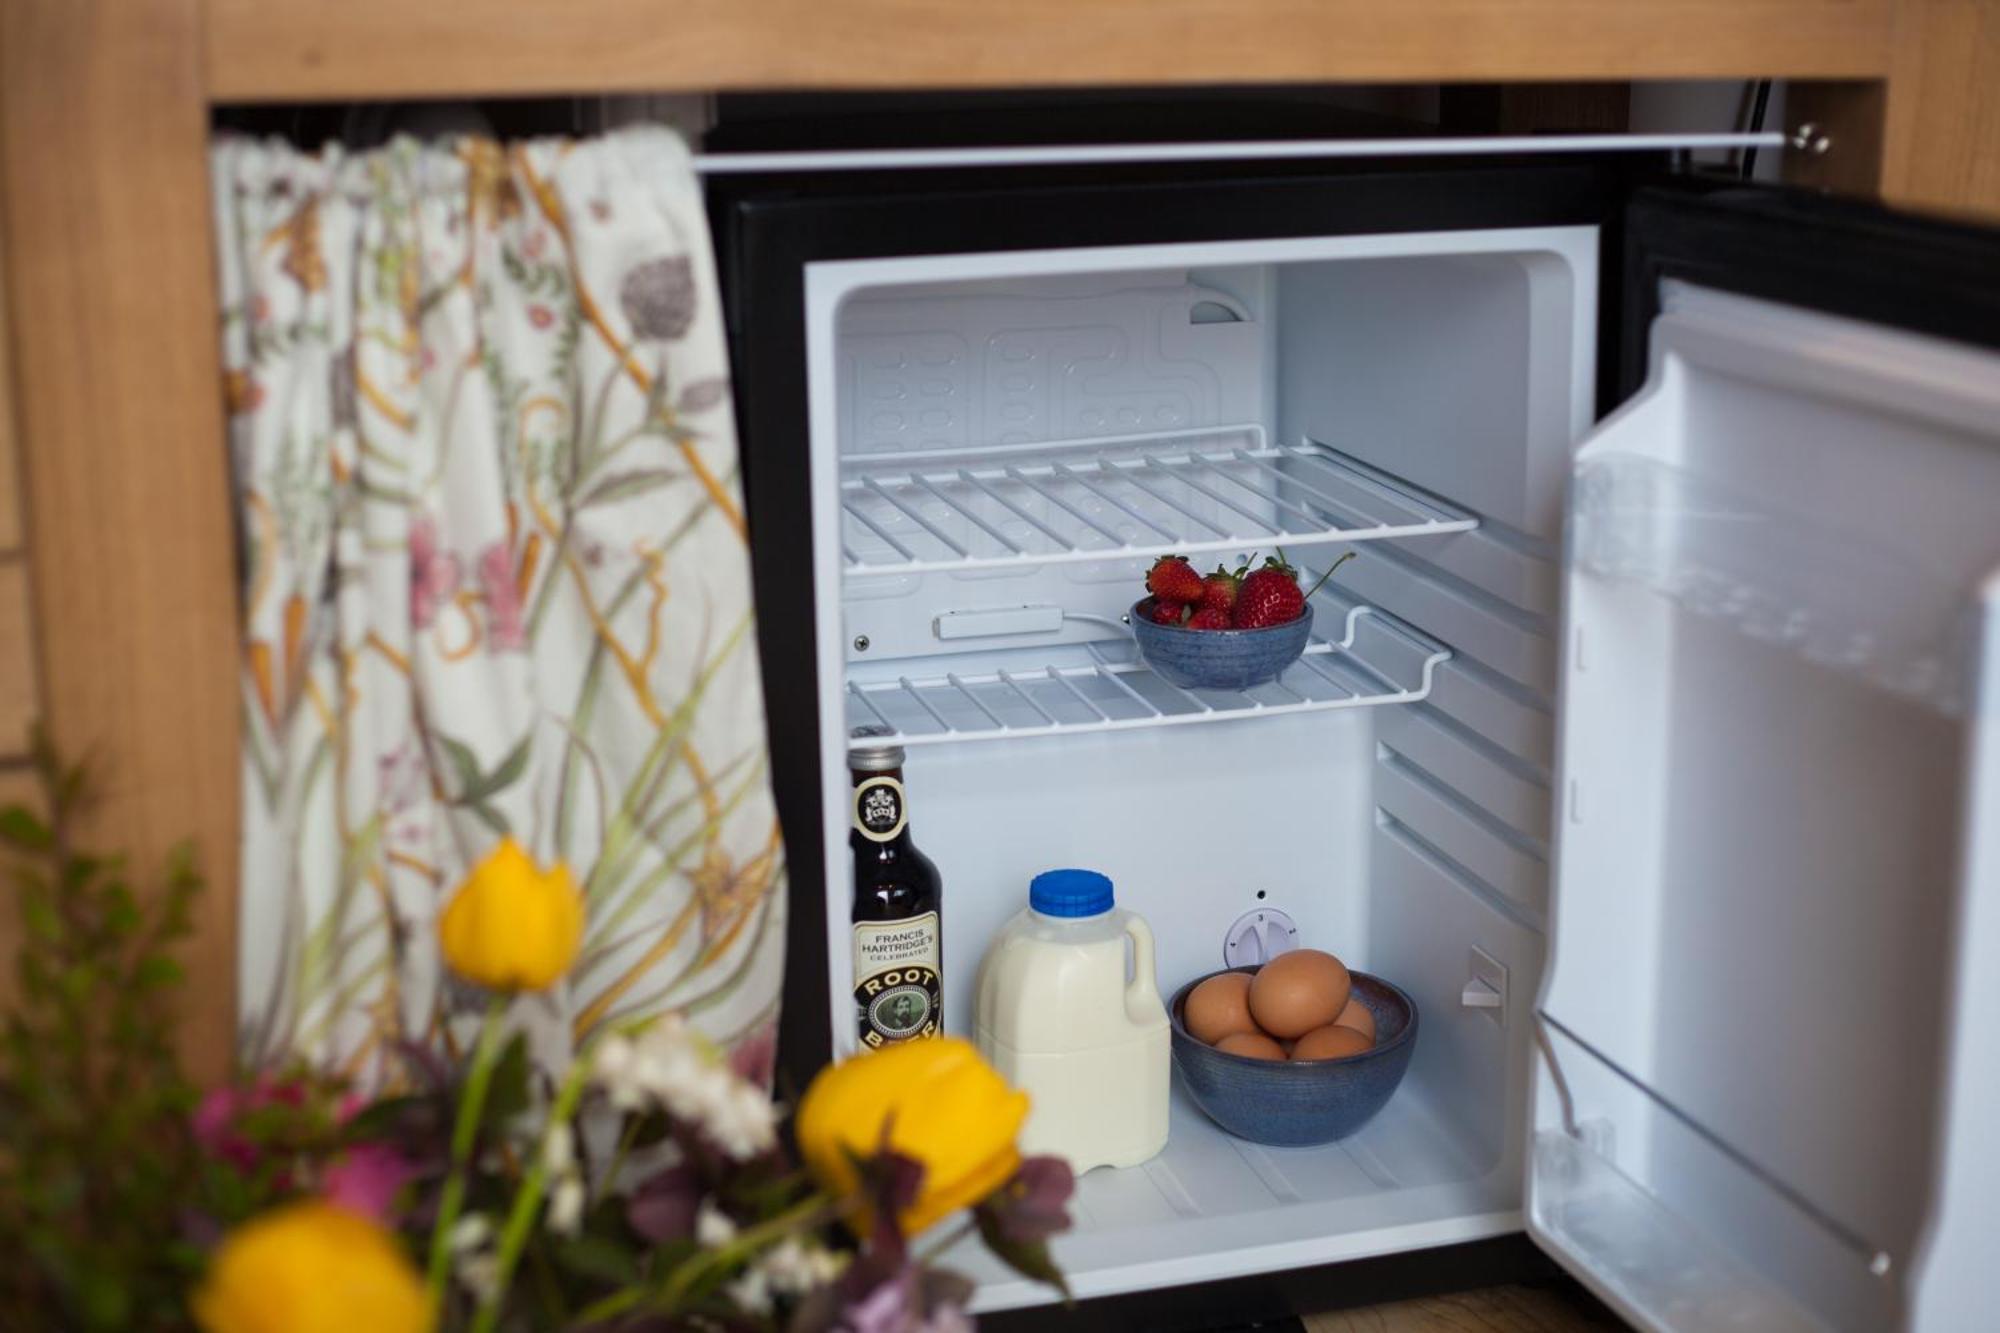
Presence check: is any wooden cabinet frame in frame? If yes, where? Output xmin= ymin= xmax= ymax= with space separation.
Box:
xmin=1 ymin=0 xmax=1994 ymax=1078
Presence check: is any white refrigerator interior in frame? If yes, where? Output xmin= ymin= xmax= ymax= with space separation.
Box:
xmin=795 ymin=228 xmax=2000 ymax=1327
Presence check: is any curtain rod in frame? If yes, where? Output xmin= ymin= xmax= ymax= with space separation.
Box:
xmin=690 ymin=132 xmax=1788 ymax=175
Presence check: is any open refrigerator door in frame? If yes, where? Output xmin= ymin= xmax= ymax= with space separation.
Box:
xmin=1530 ymin=279 xmax=2000 ymax=1331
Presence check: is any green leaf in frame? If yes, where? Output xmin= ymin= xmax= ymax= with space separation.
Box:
xmin=437 ymin=735 xmax=485 ymax=799
xmin=474 ymin=732 xmax=533 ymax=803
xmin=443 ymin=731 xmax=532 ymax=805
xmin=578 ymin=469 xmax=684 ymax=509
xmin=554 ymin=1233 xmax=641 ymax=1286
xmin=467 ymin=801 xmax=510 ymax=836
xmin=134 ymin=956 xmax=184 ymax=990
xmin=0 ymin=804 xmax=52 ymax=849
xmin=974 ymin=1206 xmax=1072 ymax=1299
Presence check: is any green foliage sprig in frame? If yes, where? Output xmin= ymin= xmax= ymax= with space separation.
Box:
xmin=0 ymin=736 xmax=206 ymax=1331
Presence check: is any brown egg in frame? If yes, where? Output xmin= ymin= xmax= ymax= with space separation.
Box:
xmin=1183 ymin=972 xmax=1258 ymax=1045
xmin=1290 ymin=1023 xmax=1373 ymax=1061
xmin=1248 ymin=949 xmax=1352 ymax=1039
xmin=1215 ymin=1031 xmax=1288 ymax=1061
xmin=1332 ymin=995 xmax=1376 ymax=1042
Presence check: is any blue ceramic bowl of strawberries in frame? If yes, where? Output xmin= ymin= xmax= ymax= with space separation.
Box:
xmin=1169 ymin=967 xmax=1418 ymax=1146
xmin=1131 ymin=598 xmax=1313 ymax=691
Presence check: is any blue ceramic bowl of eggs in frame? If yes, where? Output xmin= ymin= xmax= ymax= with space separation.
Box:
xmin=1168 ymin=963 xmax=1418 ymax=1146
xmin=1130 ymin=598 xmax=1313 ymax=691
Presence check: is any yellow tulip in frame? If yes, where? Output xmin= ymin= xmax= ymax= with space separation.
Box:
xmin=438 ymin=837 xmax=585 ymax=992
xmin=193 ymin=1200 xmax=431 ymax=1333
xmin=795 ymin=1036 xmax=1030 ymax=1236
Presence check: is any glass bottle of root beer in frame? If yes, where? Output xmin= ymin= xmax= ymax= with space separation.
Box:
xmin=849 ymin=726 xmax=943 ymax=1048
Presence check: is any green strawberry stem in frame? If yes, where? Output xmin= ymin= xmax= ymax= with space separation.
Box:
xmin=1300 ymin=550 xmax=1357 ymax=600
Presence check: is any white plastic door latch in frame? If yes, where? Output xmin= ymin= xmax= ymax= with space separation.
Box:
xmin=1462 ymin=946 xmax=1508 ymax=1026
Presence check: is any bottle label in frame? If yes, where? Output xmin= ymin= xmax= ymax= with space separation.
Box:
xmin=852 ymin=776 xmax=907 ymax=843
xmin=852 ymin=911 xmax=941 ymax=1047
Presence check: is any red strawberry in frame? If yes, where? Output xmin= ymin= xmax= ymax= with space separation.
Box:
xmin=1232 ymin=555 xmax=1304 ymax=628
xmin=1199 ymin=564 xmax=1242 ymax=615
xmin=1147 ymin=598 xmax=1189 ymax=625
xmin=1231 ymin=550 xmax=1358 ymax=628
xmin=1145 ymin=555 xmax=1204 ymax=605
xmin=1187 ymin=606 xmax=1231 ymax=630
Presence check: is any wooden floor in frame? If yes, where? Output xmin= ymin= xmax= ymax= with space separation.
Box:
xmin=1304 ymin=1281 xmax=1625 ymax=1332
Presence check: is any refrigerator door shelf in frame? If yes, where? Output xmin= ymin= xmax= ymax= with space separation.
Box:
xmin=840 ymin=433 xmax=1477 ymax=580
xmin=844 ymin=593 xmax=1449 ymax=749
xmin=1532 ymin=1017 xmax=1894 ymax=1333
xmin=1570 ymin=451 xmax=1977 ymax=717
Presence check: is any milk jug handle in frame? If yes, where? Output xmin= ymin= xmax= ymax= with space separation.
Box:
xmin=1123 ymin=913 xmax=1158 ymax=1010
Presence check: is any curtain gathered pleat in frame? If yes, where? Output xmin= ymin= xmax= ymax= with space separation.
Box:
xmin=212 ymin=128 xmax=785 ymax=1083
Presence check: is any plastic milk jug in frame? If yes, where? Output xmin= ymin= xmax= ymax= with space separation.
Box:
xmin=973 ymin=869 xmax=1170 ymax=1171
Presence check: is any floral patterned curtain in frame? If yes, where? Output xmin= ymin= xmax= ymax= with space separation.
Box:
xmin=212 ymin=128 xmax=785 ymax=1084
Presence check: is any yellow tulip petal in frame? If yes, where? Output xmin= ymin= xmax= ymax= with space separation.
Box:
xmin=796 ymin=1036 xmax=1031 ymax=1238
xmin=193 ymin=1201 xmax=430 ymax=1333
xmin=437 ymin=836 xmax=586 ymax=992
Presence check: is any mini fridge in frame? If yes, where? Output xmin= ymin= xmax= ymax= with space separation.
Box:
xmin=705 ymin=143 xmax=2000 ymax=1331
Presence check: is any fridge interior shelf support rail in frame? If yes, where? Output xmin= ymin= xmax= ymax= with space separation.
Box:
xmin=844 ymin=601 xmax=1451 ymax=748
xmin=839 ymin=428 xmax=1478 ymax=578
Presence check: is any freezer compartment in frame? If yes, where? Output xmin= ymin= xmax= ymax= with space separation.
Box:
xmin=894 ymin=719 xmax=1543 ymax=1310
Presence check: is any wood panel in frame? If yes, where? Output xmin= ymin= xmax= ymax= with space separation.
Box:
xmin=1881 ymin=0 xmax=2000 ymax=219
xmin=1306 ymin=1281 xmax=1625 ymax=1331
xmin=0 ymin=213 xmax=21 ymax=553
xmin=0 ymin=0 xmax=241 ymax=1084
xmin=204 ymin=0 xmax=1895 ymax=102
xmin=0 ymin=560 xmax=37 ymax=756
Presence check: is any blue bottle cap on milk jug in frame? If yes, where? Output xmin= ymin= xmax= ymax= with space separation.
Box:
xmin=1030 ymin=868 xmax=1114 ymax=918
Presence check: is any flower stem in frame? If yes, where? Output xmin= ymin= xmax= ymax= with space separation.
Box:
xmin=469 ymin=1053 xmax=596 ymax=1333
xmin=602 ymin=1113 xmax=642 ymax=1192
xmin=656 ymin=1191 xmax=838 ymax=1313
xmin=424 ymin=996 xmax=509 ymax=1317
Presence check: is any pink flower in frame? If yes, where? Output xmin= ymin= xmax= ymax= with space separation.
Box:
xmin=322 ymin=1144 xmax=415 ymax=1224
xmin=522 ymin=231 xmax=547 ymax=260
xmin=527 ymin=304 xmax=555 ymax=331
xmin=410 ymin=514 xmax=461 ymax=630
xmin=250 ymin=293 xmax=271 ymax=323
xmin=477 ymin=540 xmax=526 ymax=652
xmin=192 ymin=1076 xmax=312 ymax=1172
xmin=193 ymin=1086 xmax=257 ymax=1170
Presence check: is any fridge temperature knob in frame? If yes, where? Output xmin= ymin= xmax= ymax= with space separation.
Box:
xmin=1223 ymin=907 xmax=1300 ymax=967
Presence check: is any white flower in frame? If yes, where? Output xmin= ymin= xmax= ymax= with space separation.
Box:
xmin=758 ymin=1237 xmax=848 ymax=1297
xmin=457 ymin=1251 xmax=503 ymax=1305
xmin=450 ymin=1214 xmax=493 ymax=1254
xmin=726 ymin=1267 xmax=773 ymax=1316
xmin=589 ymin=1014 xmax=778 ymax=1161
xmin=591 ymin=1033 xmax=646 ymax=1111
xmin=695 ymin=1200 xmax=738 ymax=1248
xmin=548 ymin=1173 xmax=586 ymax=1237
xmin=541 ymin=1121 xmax=576 ymax=1175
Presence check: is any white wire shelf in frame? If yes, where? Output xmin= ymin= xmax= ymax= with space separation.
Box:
xmin=845 ymin=599 xmax=1451 ymax=748
xmin=840 ymin=427 xmax=1477 ymax=579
